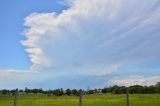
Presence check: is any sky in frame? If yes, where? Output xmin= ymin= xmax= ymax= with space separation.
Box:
xmin=0 ymin=0 xmax=160 ymax=89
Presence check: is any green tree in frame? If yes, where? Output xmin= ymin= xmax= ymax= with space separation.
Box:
xmin=66 ymin=89 xmax=71 ymax=96
xmin=72 ymin=89 xmax=78 ymax=95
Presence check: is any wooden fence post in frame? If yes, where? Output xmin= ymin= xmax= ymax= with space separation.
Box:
xmin=79 ymin=89 xmax=82 ymax=106
xmin=14 ymin=89 xmax=18 ymax=106
xmin=126 ymin=88 xmax=129 ymax=106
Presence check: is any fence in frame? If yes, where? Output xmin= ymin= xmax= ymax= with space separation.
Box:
xmin=0 ymin=89 xmax=159 ymax=106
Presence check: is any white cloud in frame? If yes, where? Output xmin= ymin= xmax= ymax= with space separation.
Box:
xmin=22 ymin=0 xmax=160 ymax=68
xmin=0 ymin=69 xmax=36 ymax=89
xmin=109 ymin=76 xmax=160 ymax=86
xmin=1 ymin=0 xmax=160 ymax=89
xmin=57 ymin=0 xmax=71 ymax=6
xmin=78 ymin=64 xmax=122 ymax=77
xmin=20 ymin=0 xmax=160 ymax=88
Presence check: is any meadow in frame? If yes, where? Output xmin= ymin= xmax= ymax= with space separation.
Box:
xmin=0 ymin=94 xmax=159 ymax=106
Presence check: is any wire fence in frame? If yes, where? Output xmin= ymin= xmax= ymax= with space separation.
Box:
xmin=0 ymin=90 xmax=160 ymax=106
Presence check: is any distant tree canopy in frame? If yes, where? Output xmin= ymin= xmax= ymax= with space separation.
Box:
xmin=0 ymin=82 xmax=159 ymax=96
xmin=156 ymin=82 xmax=160 ymax=87
xmin=66 ymin=89 xmax=71 ymax=96
xmin=53 ymin=88 xmax=64 ymax=96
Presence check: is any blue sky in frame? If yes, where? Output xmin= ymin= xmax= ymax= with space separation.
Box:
xmin=0 ymin=0 xmax=67 ymax=69
xmin=0 ymin=0 xmax=160 ymax=89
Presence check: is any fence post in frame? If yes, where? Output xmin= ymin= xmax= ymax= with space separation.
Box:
xmin=14 ymin=89 xmax=18 ymax=106
xmin=79 ymin=89 xmax=82 ymax=106
xmin=126 ymin=88 xmax=129 ymax=106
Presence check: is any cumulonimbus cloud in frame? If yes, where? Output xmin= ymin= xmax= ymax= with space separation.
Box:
xmin=1 ymin=0 xmax=160 ymax=89
xmin=22 ymin=0 xmax=160 ymax=72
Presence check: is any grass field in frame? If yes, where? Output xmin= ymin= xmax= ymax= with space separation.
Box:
xmin=0 ymin=94 xmax=159 ymax=106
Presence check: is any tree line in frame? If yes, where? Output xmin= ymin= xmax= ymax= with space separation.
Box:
xmin=0 ymin=82 xmax=159 ymax=96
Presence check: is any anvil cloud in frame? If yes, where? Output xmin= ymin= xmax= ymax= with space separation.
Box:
xmin=1 ymin=0 xmax=160 ymax=89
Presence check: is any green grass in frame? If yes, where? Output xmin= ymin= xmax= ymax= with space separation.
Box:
xmin=0 ymin=94 xmax=159 ymax=106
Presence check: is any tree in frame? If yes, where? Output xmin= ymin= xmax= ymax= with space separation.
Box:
xmin=1 ymin=89 xmax=9 ymax=95
xmin=156 ymin=82 xmax=160 ymax=87
xmin=19 ymin=89 xmax=24 ymax=93
xmin=53 ymin=88 xmax=64 ymax=96
xmin=88 ymin=90 xmax=94 ymax=94
xmin=72 ymin=89 xmax=78 ymax=96
xmin=118 ymin=86 xmax=126 ymax=94
xmin=38 ymin=88 xmax=43 ymax=93
xmin=66 ymin=89 xmax=71 ymax=96
xmin=25 ymin=87 xmax=29 ymax=94
xmin=101 ymin=88 xmax=107 ymax=93
xmin=33 ymin=89 xmax=39 ymax=94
